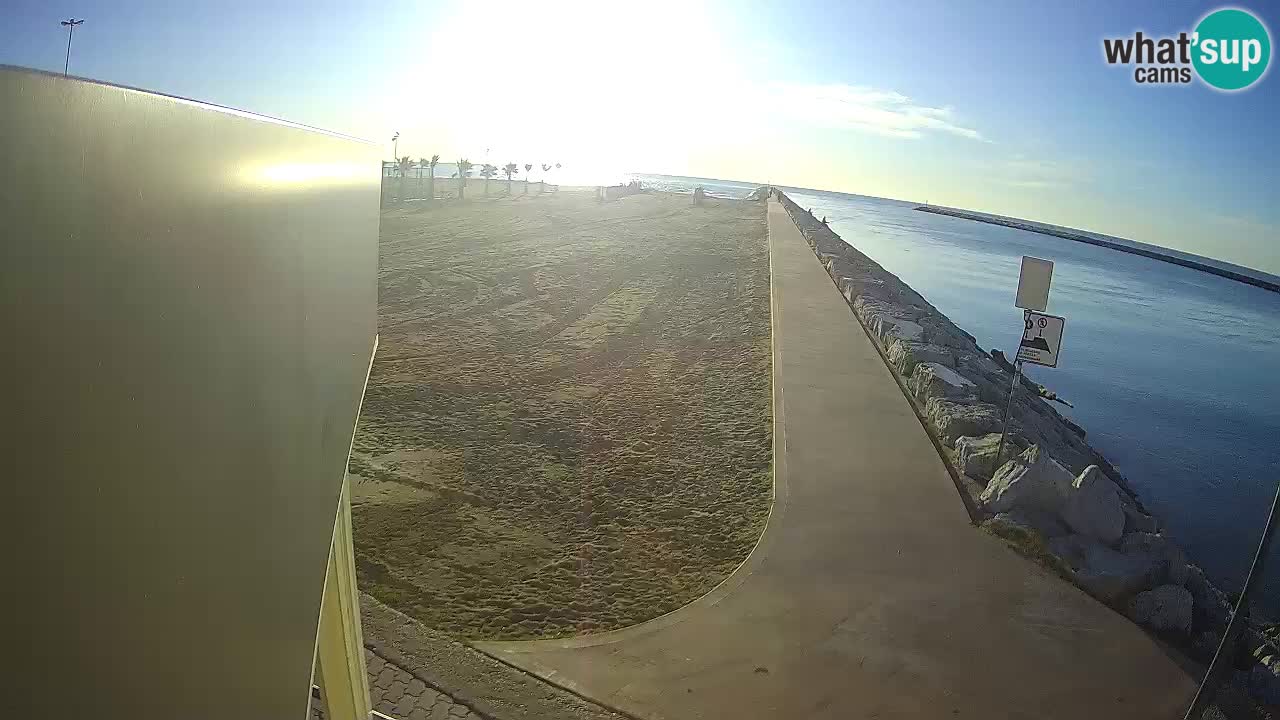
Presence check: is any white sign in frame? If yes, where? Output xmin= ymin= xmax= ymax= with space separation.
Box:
xmin=1015 ymin=256 xmax=1054 ymax=311
xmin=1016 ymin=311 xmax=1065 ymax=367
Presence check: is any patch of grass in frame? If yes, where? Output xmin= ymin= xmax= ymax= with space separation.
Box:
xmin=981 ymin=517 xmax=1075 ymax=581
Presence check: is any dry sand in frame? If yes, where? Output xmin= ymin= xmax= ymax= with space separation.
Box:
xmin=351 ymin=190 xmax=772 ymax=639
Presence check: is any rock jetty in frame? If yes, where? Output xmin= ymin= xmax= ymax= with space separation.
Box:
xmin=770 ymin=188 xmax=1280 ymax=709
xmin=916 ymin=204 xmax=1280 ymax=294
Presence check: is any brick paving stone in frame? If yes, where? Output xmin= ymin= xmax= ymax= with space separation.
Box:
xmin=310 ymin=648 xmax=484 ymax=720
xmin=384 ymin=679 xmax=407 ymax=702
xmin=420 ymin=688 xmax=443 ymax=707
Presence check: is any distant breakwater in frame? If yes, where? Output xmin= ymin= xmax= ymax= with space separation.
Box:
xmin=916 ymin=205 xmax=1280 ymax=294
xmin=771 ymin=188 xmax=1280 ymax=707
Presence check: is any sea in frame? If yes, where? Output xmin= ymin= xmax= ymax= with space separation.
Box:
xmin=630 ymin=173 xmax=1280 ymax=613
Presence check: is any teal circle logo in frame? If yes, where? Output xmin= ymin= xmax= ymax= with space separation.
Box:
xmin=1193 ymin=8 xmax=1271 ymax=90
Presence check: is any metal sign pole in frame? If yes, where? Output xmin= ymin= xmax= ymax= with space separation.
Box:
xmin=994 ymin=309 xmax=1031 ymax=468
xmin=994 ymin=359 xmax=1023 ymax=469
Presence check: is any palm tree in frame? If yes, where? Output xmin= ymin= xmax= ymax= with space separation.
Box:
xmin=397 ymin=156 xmax=413 ymax=203
xmin=417 ymin=156 xmax=430 ymax=196
xmin=503 ymin=163 xmax=519 ymax=194
xmin=540 ymin=163 xmax=552 ymax=193
xmin=456 ymin=158 xmax=473 ymax=200
xmin=523 ymin=163 xmax=532 ymax=194
xmin=427 ymin=154 xmax=440 ymax=200
xmin=479 ymin=163 xmax=497 ymax=196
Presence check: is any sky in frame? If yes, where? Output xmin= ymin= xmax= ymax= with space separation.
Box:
xmin=3 ymin=0 xmax=1277 ymax=274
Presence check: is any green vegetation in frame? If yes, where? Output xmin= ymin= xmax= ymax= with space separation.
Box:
xmin=981 ymin=516 xmax=1075 ymax=582
xmin=455 ymin=158 xmax=472 ymax=199
xmin=503 ymin=162 xmax=519 ymax=193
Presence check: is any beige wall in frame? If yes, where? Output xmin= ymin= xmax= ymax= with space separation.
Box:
xmin=1 ymin=67 xmax=380 ymax=719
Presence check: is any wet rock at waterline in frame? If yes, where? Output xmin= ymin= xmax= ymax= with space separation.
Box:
xmin=1185 ymin=564 xmax=1233 ymax=632
xmin=1123 ymin=503 xmax=1160 ymax=534
xmin=1120 ymin=532 xmax=1190 ymax=587
xmin=1129 ymin=584 xmax=1194 ymax=634
xmin=1249 ymin=659 xmax=1280 ymax=706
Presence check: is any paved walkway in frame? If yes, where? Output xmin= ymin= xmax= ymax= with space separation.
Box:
xmin=475 ymin=199 xmax=1194 ymax=719
xmin=310 ymin=647 xmax=482 ymax=720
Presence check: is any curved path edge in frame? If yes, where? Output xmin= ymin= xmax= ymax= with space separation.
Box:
xmin=474 ymin=199 xmax=1195 ymax=720
xmin=474 ymin=204 xmax=789 ymax=653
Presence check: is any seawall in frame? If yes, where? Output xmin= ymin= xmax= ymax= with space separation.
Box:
xmin=771 ymin=188 xmax=1280 ymax=709
xmin=916 ymin=205 xmax=1280 ymax=294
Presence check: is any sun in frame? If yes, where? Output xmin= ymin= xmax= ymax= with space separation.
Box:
xmin=389 ymin=0 xmax=743 ymax=182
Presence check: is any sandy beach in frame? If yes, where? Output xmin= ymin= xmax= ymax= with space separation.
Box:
xmin=351 ymin=190 xmax=773 ymax=639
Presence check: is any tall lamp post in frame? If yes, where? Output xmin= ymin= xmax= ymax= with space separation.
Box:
xmin=391 ymin=132 xmax=400 ymax=175
xmin=60 ymin=18 xmax=84 ymax=76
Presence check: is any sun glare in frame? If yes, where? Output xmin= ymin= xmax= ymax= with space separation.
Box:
xmin=389 ymin=0 xmax=744 ymax=182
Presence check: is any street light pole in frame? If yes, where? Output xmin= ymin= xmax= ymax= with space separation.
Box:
xmin=60 ymin=18 xmax=84 ymax=77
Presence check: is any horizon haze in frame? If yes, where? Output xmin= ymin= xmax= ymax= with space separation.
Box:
xmin=3 ymin=0 xmax=1276 ymax=274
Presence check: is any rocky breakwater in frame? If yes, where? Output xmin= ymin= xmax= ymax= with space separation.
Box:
xmin=771 ymin=189 xmax=1280 ymax=708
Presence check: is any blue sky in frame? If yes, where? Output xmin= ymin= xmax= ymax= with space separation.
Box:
xmin=3 ymin=0 xmax=1277 ymax=273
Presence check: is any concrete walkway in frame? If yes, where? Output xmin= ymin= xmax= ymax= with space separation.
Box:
xmin=476 ymin=200 xmax=1194 ymax=719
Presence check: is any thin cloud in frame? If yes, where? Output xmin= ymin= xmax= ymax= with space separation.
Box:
xmin=770 ymin=83 xmax=986 ymax=141
xmin=995 ymin=153 xmax=1090 ymax=189
xmin=1207 ymin=212 xmax=1275 ymax=234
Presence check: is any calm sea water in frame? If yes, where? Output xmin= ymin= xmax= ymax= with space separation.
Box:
xmin=633 ymin=174 xmax=1280 ymax=611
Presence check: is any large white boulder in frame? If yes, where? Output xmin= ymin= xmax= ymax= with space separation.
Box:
xmin=980 ymin=445 xmax=1074 ymax=515
xmin=1128 ymin=584 xmax=1194 ymax=634
xmin=955 ymin=433 xmax=1028 ymax=481
xmin=910 ymin=362 xmax=977 ymax=403
xmin=886 ymin=339 xmax=954 ymax=375
xmin=852 ymin=295 xmax=916 ymax=327
xmin=1060 ymin=465 xmax=1126 ymax=545
xmin=1048 ymin=533 xmax=1162 ymax=604
xmin=926 ymin=398 xmax=1004 ymax=445
xmin=918 ymin=316 xmax=978 ymax=352
xmin=879 ymin=317 xmax=924 ymax=346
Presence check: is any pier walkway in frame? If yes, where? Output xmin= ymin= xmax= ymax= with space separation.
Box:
xmin=476 ymin=199 xmax=1193 ymax=720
